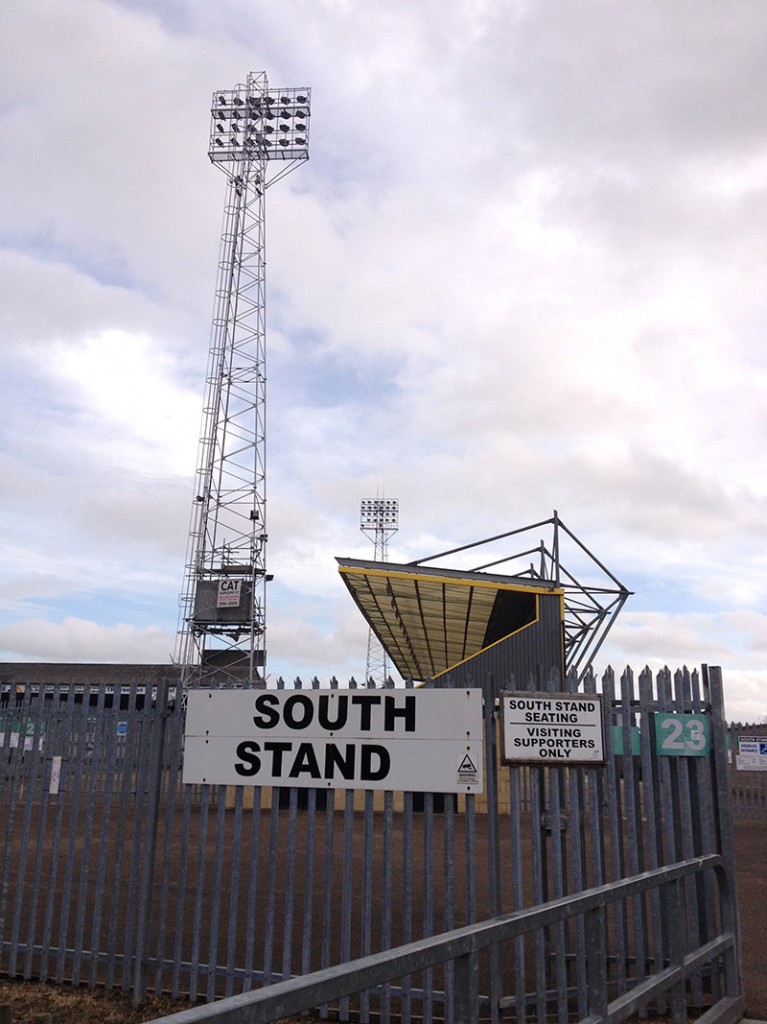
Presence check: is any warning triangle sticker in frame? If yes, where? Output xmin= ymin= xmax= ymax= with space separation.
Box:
xmin=458 ymin=753 xmax=477 ymax=774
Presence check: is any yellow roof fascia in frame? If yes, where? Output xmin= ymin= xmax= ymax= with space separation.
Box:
xmin=338 ymin=563 xmax=564 ymax=597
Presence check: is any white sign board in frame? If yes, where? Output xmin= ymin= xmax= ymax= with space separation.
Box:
xmin=217 ymin=579 xmax=242 ymax=608
xmin=183 ymin=688 xmax=484 ymax=793
xmin=736 ymin=736 xmax=767 ymax=771
xmin=49 ymin=755 xmax=62 ymax=795
xmin=500 ymin=691 xmax=605 ymax=764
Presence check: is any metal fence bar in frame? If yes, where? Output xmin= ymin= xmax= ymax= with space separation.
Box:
xmin=280 ymin=786 xmax=299 ymax=987
xmin=548 ymin=763 xmax=568 ymax=1024
xmin=152 ymin=704 xmax=181 ymax=991
xmin=638 ymin=665 xmax=665 ymax=1016
xmin=123 ymin=683 xmax=151 ymax=992
xmin=9 ymin=693 xmax=46 ymax=979
xmin=442 ymin=789 xmax=455 ymax=1021
xmin=656 ymin=667 xmax=678 ymax=992
xmin=583 ymin=668 xmax=605 ymax=1011
xmin=400 ymin=789 xmax=413 ymax=1024
xmin=261 ymin=785 xmax=281 ymax=988
xmin=204 ymin=788 xmax=225 ymax=1001
xmin=72 ymin=684 xmax=97 ymax=986
xmin=483 ymin=694 xmax=501 ymax=1024
xmin=109 ymin=690 xmax=140 ymax=990
xmin=89 ymin=699 xmax=119 ymax=989
xmin=23 ymin=700 xmax=54 ymax=978
xmin=708 ymin=668 xmax=743 ymax=999
xmin=675 ymin=668 xmax=703 ymax=1006
xmin=135 ymin=684 xmax=170 ymax=1003
xmin=300 ymin=786 xmax=317 ymax=979
xmin=69 ymin=688 xmax=91 ymax=957
xmin=530 ymin=759 xmax=547 ymax=1021
xmin=339 ymin=787 xmax=355 ymax=1021
xmin=422 ymin=792 xmax=434 ymax=1024
xmin=40 ymin=687 xmax=75 ymax=983
xmin=507 ymin=761 xmax=527 ymax=1024
xmin=603 ymin=667 xmax=628 ymax=998
xmin=318 ymin=786 xmax=335 ymax=1018
xmin=569 ymin=765 xmax=588 ymax=1019
xmin=171 ymin=771 xmax=194 ymax=998
xmin=189 ymin=781 xmax=211 ymax=1001
xmin=380 ymin=789 xmax=394 ymax=1024
xmin=585 ymin=902 xmax=608 ymax=1020
xmin=360 ymin=788 xmax=374 ymax=1023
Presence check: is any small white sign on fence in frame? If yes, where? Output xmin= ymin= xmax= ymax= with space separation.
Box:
xmin=183 ymin=688 xmax=484 ymax=793
xmin=736 ymin=736 xmax=767 ymax=771
xmin=500 ymin=691 xmax=605 ymax=764
xmin=49 ymin=755 xmax=62 ymax=795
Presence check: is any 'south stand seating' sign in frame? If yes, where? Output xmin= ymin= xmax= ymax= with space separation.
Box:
xmin=500 ymin=691 xmax=605 ymax=764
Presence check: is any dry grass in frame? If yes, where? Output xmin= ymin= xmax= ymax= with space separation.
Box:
xmin=0 ymin=979 xmax=196 ymax=1023
xmin=0 ymin=978 xmax=309 ymax=1024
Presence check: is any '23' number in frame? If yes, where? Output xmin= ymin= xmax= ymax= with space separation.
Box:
xmin=656 ymin=715 xmax=709 ymax=755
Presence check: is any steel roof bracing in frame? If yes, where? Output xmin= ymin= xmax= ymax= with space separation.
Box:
xmin=336 ymin=558 xmax=564 ymax=683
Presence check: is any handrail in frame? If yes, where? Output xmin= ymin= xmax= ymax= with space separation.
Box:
xmin=144 ymin=854 xmax=741 ymax=1024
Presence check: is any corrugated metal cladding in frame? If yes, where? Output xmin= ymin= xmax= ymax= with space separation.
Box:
xmin=429 ymin=591 xmax=565 ymax=696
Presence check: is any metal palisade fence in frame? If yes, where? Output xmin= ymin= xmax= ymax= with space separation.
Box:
xmin=0 ymin=665 xmax=742 ymax=1022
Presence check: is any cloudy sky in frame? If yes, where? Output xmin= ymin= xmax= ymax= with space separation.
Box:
xmin=1 ymin=0 xmax=766 ymax=722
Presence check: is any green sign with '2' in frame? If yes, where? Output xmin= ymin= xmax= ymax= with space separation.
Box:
xmin=654 ymin=713 xmax=710 ymax=757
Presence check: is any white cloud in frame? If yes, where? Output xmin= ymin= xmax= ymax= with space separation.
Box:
xmin=0 ymin=617 xmax=175 ymax=664
xmin=51 ymin=329 xmax=201 ymax=477
xmin=1 ymin=0 xmax=766 ymax=724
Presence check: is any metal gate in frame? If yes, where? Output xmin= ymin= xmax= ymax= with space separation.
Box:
xmin=0 ymin=665 xmax=740 ymax=1022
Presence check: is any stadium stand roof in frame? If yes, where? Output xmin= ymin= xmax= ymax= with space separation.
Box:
xmin=336 ymin=557 xmax=563 ymax=682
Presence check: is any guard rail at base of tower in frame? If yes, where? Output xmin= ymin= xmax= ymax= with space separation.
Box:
xmin=144 ymin=853 xmax=742 ymax=1024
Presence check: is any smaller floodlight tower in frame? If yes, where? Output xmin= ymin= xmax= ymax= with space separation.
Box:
xmin=176 ymin=72 xmax=310 ymax=690
xmin=360 ymin=498 xmax=398 ymax=685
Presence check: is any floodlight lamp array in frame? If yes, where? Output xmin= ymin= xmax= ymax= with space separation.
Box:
xmin=209 ymin=85 xmax=311 ymax=164
xmin=360 ymin=499 xmax=399 ymax=532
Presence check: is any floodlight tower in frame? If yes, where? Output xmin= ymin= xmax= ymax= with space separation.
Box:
xmin=176 ymin=72 xmax=310 ymax=689
xmin=360 ymin=498 xmax=398 ymax=685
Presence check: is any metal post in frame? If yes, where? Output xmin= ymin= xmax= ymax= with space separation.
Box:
xmin=451 ymin=950 xmax=479 ymax=1024
xmin=706 ymin=665 xmax=743 ymax=998
xmin=585 ymin=904 xmax=608 ymax=1020
xmin=133 ymin=682 xmax=170 ymax=1005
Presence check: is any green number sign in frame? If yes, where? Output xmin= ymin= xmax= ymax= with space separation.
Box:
xmin=654 ymin=713 xmax=710 ymax=757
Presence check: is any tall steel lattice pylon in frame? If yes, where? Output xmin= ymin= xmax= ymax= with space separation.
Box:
xmin=176 ymin=72 xmax=310 ymax=689
xmin=360 ymin=498 xmax=399 ymax=685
